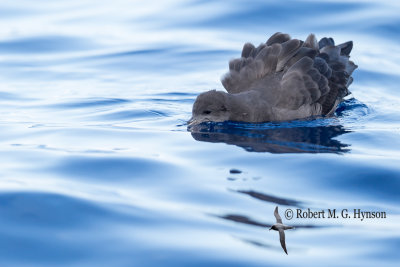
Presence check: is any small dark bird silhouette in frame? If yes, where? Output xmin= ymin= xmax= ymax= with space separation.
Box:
xmin=189 ymin=32 xmax=357 ymax=125
xmin=269 ymin=206 xmax=294 ymax=255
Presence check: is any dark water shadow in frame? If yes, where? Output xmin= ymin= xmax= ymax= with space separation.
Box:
xmin=190 ymin=122 xmax=350 ymax=154
xmin=240 ymin=238 xmax=274 ymax=249
xmin=187 ymin=99 xmax=369 ymax=153
xmin=234 ymin=190 xmax=303 ymax=207
xmin=215 ymin=213 xmax=325 ymax=230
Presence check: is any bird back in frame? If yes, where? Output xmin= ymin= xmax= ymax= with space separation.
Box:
xmin=221 ymin=32 xmax=357 ymax=116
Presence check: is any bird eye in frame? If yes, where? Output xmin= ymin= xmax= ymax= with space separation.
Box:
xmin=203 ymin=110 xmax=211 ymax=115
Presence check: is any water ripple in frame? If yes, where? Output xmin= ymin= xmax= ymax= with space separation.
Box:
xmin=45 ymin=98 xmax=131 ymax=109
xmin=0 ymin=36 xmax=95 ymax=54
xmin=1 ymin=0 xmax=399 ymax=266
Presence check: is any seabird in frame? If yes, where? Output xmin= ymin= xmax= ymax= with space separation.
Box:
xmin=269 ymin=206 xmax=294 ymax=255
xmin=189 ymin=32 xmax=357 ymax=125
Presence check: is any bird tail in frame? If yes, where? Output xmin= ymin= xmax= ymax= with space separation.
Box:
xmin=316 ymin=36 xmax=357 ymax=114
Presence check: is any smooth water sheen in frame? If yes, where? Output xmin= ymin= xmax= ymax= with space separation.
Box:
xmin=1 ymin=1 xmax=400 ymax=266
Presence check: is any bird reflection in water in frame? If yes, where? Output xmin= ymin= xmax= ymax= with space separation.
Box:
xmin=188 ymin=119 xmax=351 ymax=153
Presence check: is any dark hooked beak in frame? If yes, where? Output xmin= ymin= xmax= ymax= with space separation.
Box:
xmin=188 ymin=117 xmax=211 ymax=127
xmin=187 ymin=117 xmax=197 ymax=127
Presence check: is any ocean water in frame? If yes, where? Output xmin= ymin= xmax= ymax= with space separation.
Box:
xmin=1 ymin=0 xmax=400 ymax=266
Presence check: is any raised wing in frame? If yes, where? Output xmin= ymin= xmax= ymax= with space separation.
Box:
xmin=221 ymin=32 xmax=357 ymax=116
xmin=279 ymin=229 xmax=288 ymax=255
xmin=221 ymin=33 xmax=302 ymax=94
xmin=274 ymin=206 xmax=282 ymax=224
xmin=276 ymin=56 xmax=328 ymax=111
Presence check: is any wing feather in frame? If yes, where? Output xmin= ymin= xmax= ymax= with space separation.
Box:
xmin=277 ymin=57 xmax=325 ymax=110
xmin=274 ymin=206 xmax=282 ymax=224
xmin=221 ymin=32 xmax=357 ymax=117
xmin=279 ymin=230 xmax=288 ymax=255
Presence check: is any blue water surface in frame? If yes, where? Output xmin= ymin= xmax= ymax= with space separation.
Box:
xmin=1 ymin=0 xmax=400 ymax=266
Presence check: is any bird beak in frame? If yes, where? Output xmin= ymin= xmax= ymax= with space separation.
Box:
xmin=187 ymin=117 xmax=197 ymax=127
xmin=188 ymin=117 xmax=211 ymax=127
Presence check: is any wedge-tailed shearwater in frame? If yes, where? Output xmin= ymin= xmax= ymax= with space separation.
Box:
xmin=269 ymin=206 xmax=294 ymax=255
xmin=189 ymin=32 xmax=357 ymax=125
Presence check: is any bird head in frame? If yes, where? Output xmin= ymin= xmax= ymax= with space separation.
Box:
xmin=188 ymin=90 xmax=230 ymax=126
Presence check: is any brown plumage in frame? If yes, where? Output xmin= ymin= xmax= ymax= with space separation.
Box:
xmin=189 ymin=32 xmax=357 ymax=125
